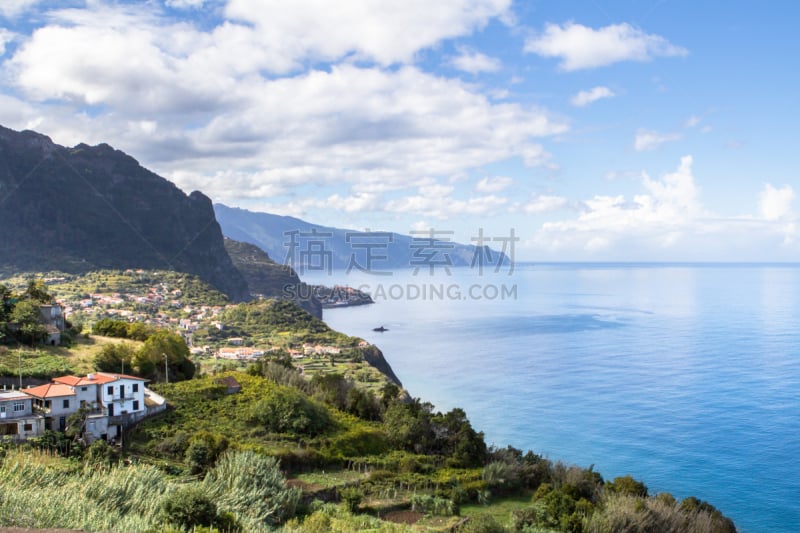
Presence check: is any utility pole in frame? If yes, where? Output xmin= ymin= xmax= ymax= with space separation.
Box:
xmin=18 ymin=347 xmax=23 ymax=389
xmin=164 ymin=353 xmax=169 ymax=384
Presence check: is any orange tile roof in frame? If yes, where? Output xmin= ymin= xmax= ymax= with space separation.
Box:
xmin=53 ymin=374 xmax=113 ymax=386
xmin=52 ymin=372 xmax=147 ymax=386
xmin=98 ymin=372 xmax=147 ymax=382
xmin=23 ymin=383 xmax=76 ymax=398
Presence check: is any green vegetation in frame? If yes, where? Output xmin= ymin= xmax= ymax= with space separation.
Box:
xmin=0 ymin=346 xmax=77 ymax=379
xmin=121 ymin=370 xmax=735 ymax=532
xmin=0 ymin=270 xmax=736 ymax=532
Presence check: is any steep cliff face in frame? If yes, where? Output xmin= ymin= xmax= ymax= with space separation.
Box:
xmin=0 ymin=125 xmax=249 ymax=301
xmin=360 ymin=344 xmax=402 ymax=387
xmin=223 ymin=238 xmax=323 ymax=318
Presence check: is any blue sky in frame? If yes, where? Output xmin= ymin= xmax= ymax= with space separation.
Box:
xmin=1 ymin=0 xmax=798 ymax=261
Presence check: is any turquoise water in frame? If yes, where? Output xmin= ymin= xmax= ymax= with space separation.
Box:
xmin=306 ymin=264 xmax=800 ymax=533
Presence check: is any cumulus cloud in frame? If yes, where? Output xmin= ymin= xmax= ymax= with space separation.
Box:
xmin=475 ymin=176 xmax=513 ymax=193
xmin=224 ymin=0 xmax=512 ymax=69
xmin=165 ymin=0 xmax=207 ymax=8
xmin=521 ymin=194 xmax=569 ymax=214
xmin=530 ymin=156 xmax=800 ymax=259
xmin=525 ymin=22 xmax=687 ymax=71
xmin=570 ymin=86 xmax=615 ymax=107
xmin=0 ymin=0 xmax=40 ymax=18
xmin=450 ymin=47 xmax=502 ymax=73
xmin=759 ymin=184 xmax=795 ymax=221
xmin=3 ymin=2 xmax=566 ymax=205
xmin=536 ymin=156 xmax=702 ymax=251
xmin=634 ymin=129 xmax=681 ymax=151
xmin=0 ymin=29 xmax=13 ymax=56
xmin=385 ymin=182 xmax=508 ymax=219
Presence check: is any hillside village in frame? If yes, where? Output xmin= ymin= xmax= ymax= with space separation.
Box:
xmin=4 ymin=270 xmax=359 ymax=362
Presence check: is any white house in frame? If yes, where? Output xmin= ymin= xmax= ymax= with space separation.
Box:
xmin=0 ymin=390 xmax=44 ymax=441
xmin=25 ymin=372 xmax=149 ymax=443
xmin=24 ymin=382 xmax=78 ymax=432
xmin=53 ymin=373 xmax=148 ymax=442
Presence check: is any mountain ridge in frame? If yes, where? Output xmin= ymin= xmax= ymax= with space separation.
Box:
xmin=0 ymin=125 xmax=249 ymax=301
xmin=214 ymin=203 xmax=509 ymax=274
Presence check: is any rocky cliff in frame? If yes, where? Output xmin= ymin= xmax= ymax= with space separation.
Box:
xmin=0 ymin=125 xmax=249 ymax=301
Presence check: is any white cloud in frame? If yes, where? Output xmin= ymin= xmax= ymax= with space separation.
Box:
xmin=522 ymin=194 xmax=568 ymax=214
xmin=165 ymin=0 xmax=207 ymax=8
xmin=224 ymin=0 xmax=512 ymax=69
xmin=525 ymin=22 xmax=687 ymax=71
xmin=531 ymin=156 xmax=800 ymax=259
xmin=450 ymin=47 xmax=502 ymax=74
xmin=759 ymin=184 xmax=795 ymax=221
xmin=0 ymin=29 xmax=13 ymax=56
xmin=5 ymin=2 xmax=566 ymax=201
xmin=386 ymin=183 xmax=508 ymax=219
xmin=634 ymin=129 xmax=681 ymax=151
xmin=570 ymin=86 xmax=615 ymax=107
xmin=475 ymin=176 xmax=513 ymax=193
xmin=536 ymin=156 xmax=702 ymax=251
xmin=684 ymin=115 xmax=701 ymax=128
xmin=0 ymin=0 xmax=40 ymax=18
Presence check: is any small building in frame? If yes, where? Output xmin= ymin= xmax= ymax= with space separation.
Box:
xmin=39 ymin=304 xmax=66 ymax=346
xmin=23 ymin=383 xmax=77 ymax=432
xmin=215 ymin=376 xmax=241 ymax=395
xmin=0 ymin=390 xmax=44 ymax=441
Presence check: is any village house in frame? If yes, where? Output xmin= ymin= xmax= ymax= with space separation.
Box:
xmin=24 ymin=382 xmax=77 ymax=431
xmin=39 ymin=303 xmax=66 ymax=346
xmin=25 ymin=372 xmax=153 ymax=443
xmin=216 ymin=347 xmax=264 ymax=360
xmin=0 ymin=390 xmax=44 ymax=441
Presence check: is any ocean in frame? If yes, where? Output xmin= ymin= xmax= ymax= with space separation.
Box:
xmin=303 ymin=263 xmax=800 ymax=533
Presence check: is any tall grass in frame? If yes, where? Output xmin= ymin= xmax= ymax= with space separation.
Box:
xmin=0 ymin=449 xmax=167 ymax=531
xmin=204 ymin=449 xmax=301 ymax=530
xmin=0 ymin=448 xmax=301 ymax=532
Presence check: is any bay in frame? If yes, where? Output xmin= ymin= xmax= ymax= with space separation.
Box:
xmin=304 ymin=263 xmax=800 ymax=533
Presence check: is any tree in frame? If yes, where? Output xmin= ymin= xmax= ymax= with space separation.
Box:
xmin=248 ymin=386 xmax=331 ymax=437
xmin=23 ymin=279 xmax=53 ymax=304
xmin=93 ymin=342 xmax=135 ymax=373
xmin=133 ymin=331 xmax=194 ymax=382
xmin=0 ymin=284 xmax=14 ymax=322
xmin=10 ymin=299 xmax=46 ymax=346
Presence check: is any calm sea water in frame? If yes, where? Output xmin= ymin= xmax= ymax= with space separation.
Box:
xmin=304 ymin=264 xmax=800 ymax=533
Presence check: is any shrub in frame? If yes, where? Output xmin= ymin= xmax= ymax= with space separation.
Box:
xmin=248 ymin=385 xmax=332 ymax=437
xmin=160 ymin=486 xmax=218 ymax=530
xmin=605 ymin=475 xmax=648 ymax=497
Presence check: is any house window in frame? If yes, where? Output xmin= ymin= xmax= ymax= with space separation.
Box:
xmin=62 ymin=399 xmax=70 ymax=409
xmin=0 ymin=405 xmax=5 ymax=413
xmin=81 ymin=386 xmax=88 ymax=391
xmin=13 ymin=402 xmax=25 ymax=412
xmin=132 ymin=384 xmax=139 ymax=393
xmin=133 ymin=401 xmax=140 ymax=410
xmin=44 ymin=400 xmax=51 ymax=409
xmin=23 ymin=424 xmax=33 ymax=432
xmin=107 ymin=386 xmax=113 ymax=395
